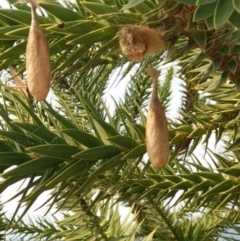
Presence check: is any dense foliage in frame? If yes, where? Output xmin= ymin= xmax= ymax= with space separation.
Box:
xmin=1 ymin=0 xmax=240 ymax=240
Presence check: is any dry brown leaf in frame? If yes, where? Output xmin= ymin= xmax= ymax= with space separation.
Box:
xmin=9 ymin=66 xmax=34 ymax=101
xmin=9 ymin=66 xmax=26 ymax=88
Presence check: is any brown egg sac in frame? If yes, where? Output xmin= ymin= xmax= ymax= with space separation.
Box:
xmin=145 ymin=68 xmax=169 ymax=169
xmin=119 ymin=25 xmax=165 ymax=62
xmin=26 ymin=0 xmax=51 ymax=101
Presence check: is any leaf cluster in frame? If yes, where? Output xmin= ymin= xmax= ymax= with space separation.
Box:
xmin=0 ymin=0 xmax=240 ymax=240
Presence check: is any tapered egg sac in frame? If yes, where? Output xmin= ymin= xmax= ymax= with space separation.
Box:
xmin=26 ymin=4 xmax=51 ymax=101
xmin=145 ymin=71 xmax=169 ymax=169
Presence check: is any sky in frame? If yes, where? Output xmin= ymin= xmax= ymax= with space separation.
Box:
xmin=0 ymin=0 xmax=8 ymax=8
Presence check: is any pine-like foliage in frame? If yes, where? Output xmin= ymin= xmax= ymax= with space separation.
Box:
xmin=0 ymin=0 xmax=240 ymax=240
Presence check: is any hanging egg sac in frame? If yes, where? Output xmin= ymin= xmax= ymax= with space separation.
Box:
xmin=25 ymin=0 xmax=51 ymax=101
xmin=145 ymin=68 xmax=169 ymax=169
